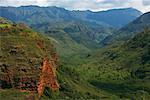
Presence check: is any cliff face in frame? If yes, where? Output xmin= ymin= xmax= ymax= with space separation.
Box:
xmin=0 ymin=63 xmax=39 ymax=91
xmin=0 ymin=18 xmax=59 ymax=97
xmin=38 ymin=57 xmax=59 ymax=97
xmin=0 ymin=57 xmax=59 ymax=95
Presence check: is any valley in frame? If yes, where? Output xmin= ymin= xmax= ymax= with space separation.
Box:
xmin=0 ymin=5 xmax=150 ymax=100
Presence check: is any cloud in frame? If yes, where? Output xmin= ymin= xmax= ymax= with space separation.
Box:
xmin=100 ymin=0 xmax=130 ymax=6
xmin=0 ymin=0 xmax=150 ymax=12
xmin=0 ymin=0 xmax=37 ymax=6
xmin=143 ymin=0 xmax=150 ymax=6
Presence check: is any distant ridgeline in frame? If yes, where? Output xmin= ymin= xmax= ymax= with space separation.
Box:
xmin=101 ymin=12 xmax=150 ymax=46
xmin=0 ymin=17 xmax=59 ymax=97
xmin=0 ymin=6 xmax=142 ymax=28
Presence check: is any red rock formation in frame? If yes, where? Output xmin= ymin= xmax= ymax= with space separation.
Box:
xmin=37 ymin=57 xmax=59 ymax=97
xmin=0 ymin=57 xmax=59 ymax=96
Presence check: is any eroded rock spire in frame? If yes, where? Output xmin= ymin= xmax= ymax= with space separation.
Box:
xmin=37 ymin=57 xmax=59 ymax=98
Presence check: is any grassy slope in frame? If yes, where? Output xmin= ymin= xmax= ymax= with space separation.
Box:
xmin=0 ymin=23 xmax=55 ymax=70
xmin=0 ymin=19 xmax=56 ymax=99
xmin=60 ymin=29 xmax=150 ymax=99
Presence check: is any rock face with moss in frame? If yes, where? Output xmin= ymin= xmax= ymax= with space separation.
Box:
xmin=0 ymin=18 xmax=59 ymax=94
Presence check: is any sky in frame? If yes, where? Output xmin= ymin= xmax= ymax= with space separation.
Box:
xmin=0 ymin=0 xmax=150 ymax=13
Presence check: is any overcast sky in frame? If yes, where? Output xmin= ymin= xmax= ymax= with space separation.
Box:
xmin=0 ymin=0 xmax=150 ymax=13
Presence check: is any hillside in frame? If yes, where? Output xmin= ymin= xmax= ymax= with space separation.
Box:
xmin=67 ymin=29 xmax=150 ymax=99
xmin=101 ymin=12 xmax=150 ymax=45
xmin=0 ymin=18 xmax=60 ymax=99
xmin=31 ymin=20 xmax=115 ymax=57
xmin=120 ymin=12 xmax=150 ymax=33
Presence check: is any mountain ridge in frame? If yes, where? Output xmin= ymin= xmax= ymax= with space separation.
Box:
xmin=101 ymin=12 xmax=150 ymax=46
xmin=0 ymin=6 xmax=142 ymax=28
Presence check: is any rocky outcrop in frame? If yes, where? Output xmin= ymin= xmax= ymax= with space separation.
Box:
xmin=0 ymin=65 xmax=39 ymax=91
xmin=37 ymin=57 xmax=59 ymax=97
xmin=0 ymin=57 xmax=59 ymax=98
xmin=0 ymin=18 xmax=59 ymax=97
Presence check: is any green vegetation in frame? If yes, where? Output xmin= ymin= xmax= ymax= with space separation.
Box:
xmin=31 ymin=21 xmax=115 ymax=57
xmin=101 ymin=12 xmax=150 ymax=45
xmin=0 ymin=18 xmax=57 ymax=99
xmin=0 ymin=12 xmax=150 ymax=99
xmin=0 ymin=89 xmax=31 ymax=100
xmin=0 ymin=21 xmax=55 ymax=72
xmin=0 ymin=24 xmax=11 ymax=28
xmin=57 ymin=29 xmax=150 ymax=99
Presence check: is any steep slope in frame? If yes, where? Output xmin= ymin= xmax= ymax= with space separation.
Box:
xmin=31 ymin=20 xmax=115 ymax=57
xmin=120 ymin=12 xmax=150 ymax=33
xmin=38 ymin=57 xmax=59 ymax=98
xmin=101 ymin=12 xmax=150 ymax=45
xmin=70 ymin=29 xmax=150 ymax=99
xmin=97 ymin=29 xmax=150 ymax=80
xmin=124 ymin=29 xmax=150 ymax=79
xmin=0 ymin=18 xmax=59 ymax=98
xmin=0 ymin=6 xmax=142 ymax=28
xmin=32 ymin=21 xmax=93 ymax=57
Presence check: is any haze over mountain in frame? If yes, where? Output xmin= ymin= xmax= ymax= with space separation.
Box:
xmin=101 ymin=12 xmax=150 ymax=45
xmin=120 ymin=12 xmax=150 ymax=33
xmin=0 ymin=6 xmax=142 ymax=28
